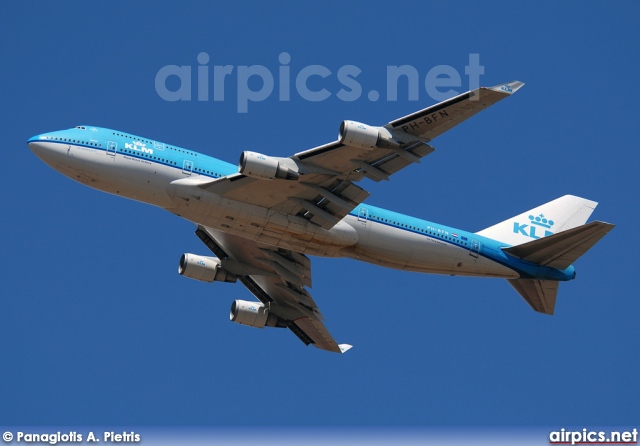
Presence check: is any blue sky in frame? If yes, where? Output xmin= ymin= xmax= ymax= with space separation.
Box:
xmin=1 ymin=1 xmax=638 ymax=427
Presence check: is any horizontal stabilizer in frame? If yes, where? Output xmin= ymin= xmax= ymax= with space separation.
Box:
xmin=503 ymin=221 xmax=615 ymax=270
xmin=508 ymin=279 xmax=559 ymax=315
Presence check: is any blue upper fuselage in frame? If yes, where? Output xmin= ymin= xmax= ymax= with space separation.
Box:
xmin=347 ymin=204 xmax=576 ymax=281
xmin=28 ymin=125 xmax=576 ymax=282
xmin=28 ymin=125 xmax=238 ymax=179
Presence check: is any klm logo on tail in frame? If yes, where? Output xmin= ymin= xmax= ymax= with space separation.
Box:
xmin=513 ymin=214 xmax=555 ymax=239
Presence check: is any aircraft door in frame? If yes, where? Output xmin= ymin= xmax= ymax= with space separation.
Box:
xmin=469 ymin=239 xmax=481 ymax=258
xmin=357 ymin=207 xmax=368 ymax=225
xmin=106 ymin=141 xmax=117 ymax=156
xmin=182 ymin=160 xmax=193 ymax=175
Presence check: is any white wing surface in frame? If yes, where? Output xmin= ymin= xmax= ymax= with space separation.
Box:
xmin=186 ymin=82 xmax=524 ymax=351
xmin=195 ymin=81 xmax=523 ymax=231
xmin=195 ymin=225 xmax=350 ymax=353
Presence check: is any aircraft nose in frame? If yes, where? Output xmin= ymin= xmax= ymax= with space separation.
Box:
xmin=27 ymin=134 xmax=59 ymax=162
xmin=28 ymin=135 xmax=44 ymax=153
xmin=28 ymin=134 xmax=55 ymax=156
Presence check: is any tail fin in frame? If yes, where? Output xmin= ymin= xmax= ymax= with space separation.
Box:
xmin=476 ymin=195 xmax=598 ymax=246
xmin=505 ymin=221 xmax=614 ymax=315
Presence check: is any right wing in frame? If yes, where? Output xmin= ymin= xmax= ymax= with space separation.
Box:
xmin=386 ymin=81 xmax=524 ymax=140
xmin=181 ymin=81 xmax=524 ymax=231
xmin=195 ymin=225 xmax=352 ymax=354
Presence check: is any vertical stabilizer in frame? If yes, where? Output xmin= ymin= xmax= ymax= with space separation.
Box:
xmin=476 ymin=195 xmax=598 ymax=246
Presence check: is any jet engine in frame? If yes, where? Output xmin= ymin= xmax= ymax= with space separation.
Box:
xmin=339 ymin=120 xmax=410 ymax=149
xmin=178 ymin=253 xmax=237 ymax=283
xmin=230 ymin=300 xmax=286 ymax=328
xmin=238 ymin=151 xmax=299 ymax=180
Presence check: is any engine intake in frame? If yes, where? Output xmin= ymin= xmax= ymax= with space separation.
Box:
xmin=239 ymin=151 xmax=299 ymax=180
xmin=178 ymin=253 xmax=237 ymax=283
xmin=230 ymin=300 xmax=285 ymax=328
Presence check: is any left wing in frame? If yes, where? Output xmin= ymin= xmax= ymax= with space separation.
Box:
xmin=195 ymin=225 xmax=352 ymax=353
xmin=194 ymin=81 xmax=524 ymax=230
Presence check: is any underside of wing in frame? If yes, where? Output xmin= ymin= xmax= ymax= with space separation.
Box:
xmin=194 ymin=130 xmax=434 ymax=231
xmin=199 ymin=171 xmax=370 ymax=230
xmin=195 ymin=225 xmax=350 ymax=353
xmin=294 ymin=139 xmax=436 ymax=183
xmin=387 ymin=80 xmax=524 ymax=140
xmin=187 ymin=81 xmax=522 ymax=232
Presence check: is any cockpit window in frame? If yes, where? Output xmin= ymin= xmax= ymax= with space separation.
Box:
xmin=76 ymin=126 xmax=86 ymax=130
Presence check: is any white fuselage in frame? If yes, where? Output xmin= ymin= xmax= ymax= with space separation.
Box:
xmin=29 ymin=130 xmax=519 ymax=280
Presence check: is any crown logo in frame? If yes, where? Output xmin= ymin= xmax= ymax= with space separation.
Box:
xmin=528 ymin=214 xmax=554 ymax=229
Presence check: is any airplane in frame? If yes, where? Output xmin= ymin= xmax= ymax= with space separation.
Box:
xmin=28 ymin=80 xmax=614 ymax=354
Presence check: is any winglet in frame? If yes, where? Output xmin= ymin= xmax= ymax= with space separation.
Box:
xmin=488 ymin=80 xmax=525 ymax=95
xmin=339 ymin=344 xmax=353 ymax=353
